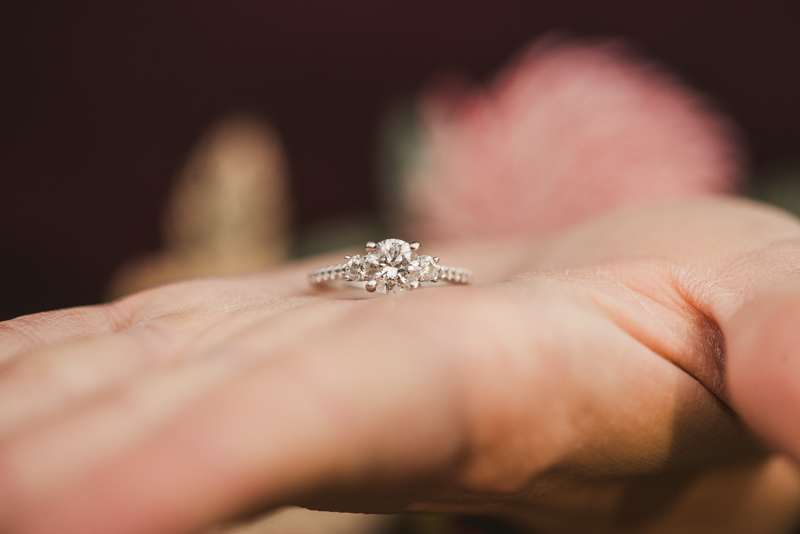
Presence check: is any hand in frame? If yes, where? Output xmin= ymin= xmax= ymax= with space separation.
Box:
xmin=1 ymin=197 xmax=799 ymax=534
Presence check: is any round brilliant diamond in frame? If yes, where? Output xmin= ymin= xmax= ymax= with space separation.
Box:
xmin=364 ymin=239 xmax=421 ymax=293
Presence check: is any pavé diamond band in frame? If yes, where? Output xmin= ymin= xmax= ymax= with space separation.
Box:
xmin=309 ymin=238 xmax=472 ymax=294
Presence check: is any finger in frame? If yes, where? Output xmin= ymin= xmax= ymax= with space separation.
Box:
xmin=725 ymin=281 xmax=800 ymax=462
xmin=0 ymin=237 xmax=513 ymax=373
xmin=0 ymin=257 xmax=335 ymax=369
xmin=0 ymin=296 xmax=357 ymax=437
xmin=695 ymin=234 xmax=800 ymax=462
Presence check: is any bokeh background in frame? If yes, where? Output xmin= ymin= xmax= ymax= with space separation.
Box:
xmin=2 ymin=0 xmax=799 ymax=321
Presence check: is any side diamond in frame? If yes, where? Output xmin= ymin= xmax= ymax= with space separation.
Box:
xmin=418 ymin=255 xmax=440 ymax=282
xmin=345 ymin=255 xmax=366 ymax=281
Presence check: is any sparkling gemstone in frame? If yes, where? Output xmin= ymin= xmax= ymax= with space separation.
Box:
xmin=418 ymin=255 xmax=440 ymax=282
xmin=345 ymin=255 xmax=366 ymax=281
xmin=364 ymin=239 xmax=421 ymax=293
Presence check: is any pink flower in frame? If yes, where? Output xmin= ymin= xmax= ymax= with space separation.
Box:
xmin=402 ymin=37 xmax=744 ymax=240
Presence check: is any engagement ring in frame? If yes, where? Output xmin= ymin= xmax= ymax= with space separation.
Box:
xmin=309 ymin=238 xmax=472 ymax=294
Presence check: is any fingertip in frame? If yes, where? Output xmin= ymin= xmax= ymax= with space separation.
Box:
xmin=726 ymin=285 xmax=800 ymax=461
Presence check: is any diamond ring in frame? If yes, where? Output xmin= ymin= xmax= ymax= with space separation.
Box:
xmin=309 ymin=238 xmax=472 ymax=294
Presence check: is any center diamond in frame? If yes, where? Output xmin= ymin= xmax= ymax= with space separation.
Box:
xmin=364 ymin=239 xmax=421 ymax=293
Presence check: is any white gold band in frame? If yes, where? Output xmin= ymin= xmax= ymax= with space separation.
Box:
xmin=308 ymin=262 xmax=472 ymax=285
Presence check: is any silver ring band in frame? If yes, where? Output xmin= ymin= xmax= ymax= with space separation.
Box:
xmin=308 ymin=262 xmax=472 ymax=284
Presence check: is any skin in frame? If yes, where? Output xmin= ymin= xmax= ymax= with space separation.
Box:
xmin=0 ymin=197 xmax=799 ymax=533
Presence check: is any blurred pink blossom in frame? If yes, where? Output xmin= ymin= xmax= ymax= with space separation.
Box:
xmin=402 ymin=37 xmax=744 ymax=240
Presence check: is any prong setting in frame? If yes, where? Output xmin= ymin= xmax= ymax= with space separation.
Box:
xmin=365 ymin=241 xmax=377 ymax=252
xmin=410 ymin=241 xmax=421 ymax=251
xmin=365 ymin=280 xmax=378 ymax=292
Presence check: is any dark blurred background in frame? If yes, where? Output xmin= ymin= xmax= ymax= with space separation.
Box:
xmin=1 ymin=0 xmax=799 ymax=321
